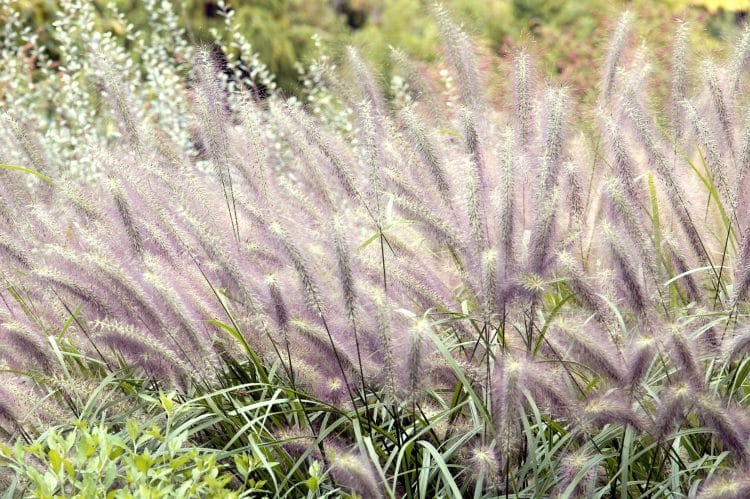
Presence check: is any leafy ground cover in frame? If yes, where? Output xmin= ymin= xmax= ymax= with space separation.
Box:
xmin=4 ymin=1 xmax=750 ymax=498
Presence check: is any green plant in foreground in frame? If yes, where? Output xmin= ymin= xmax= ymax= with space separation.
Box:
xmin=0 ymin=382 xmax=275 ymax=498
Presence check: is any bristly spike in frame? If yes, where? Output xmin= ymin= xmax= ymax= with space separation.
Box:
xmin=1 ymin=114 xmax=51 ymax=178
xmin=497 ymin=127 xmax=517 ymax=270
xmin=406 ymin=318 xmax=430 ymax=403
xmin=735 ymin=104 xmax=750 ymax=211
xmin=627 ymin=336 xmax=656 ymax=386
xmin=537 ymin=87 xmax=568 ymax=198
xmin=683 ymin=99 xmax=732 ymax=206
xmin=191 ymin=46 xmax=241 ymax=244
xmin=602 ymin=114 xmax=640 ymax=205
xmin=558 ymin=251 xmax=608 ymax=323
xmin=671 ymin=21 xmax=690 ymax=146
xmin=462 ymin=107 xmax=489 ymax=255
xmin=603 ymin=220 xmax=648 ymax=315
xmin=556 ymin=450 xmax=601 ymax=498
xmin=601 ymin=11 xmax=633 ymax=102
xmin=527 ymin=187 xmax=560 ymax=275
xmin=347 ymin=46 xmax=386 ymax=113
xmin=371 ymin=288 xmax=396 ymax=401
xmin=695 ymin=394 xmax=749 ymax=463
xmin=106 ymin=176 xmax=143 ymax=257
xmin=8 ymin=7 xmax=750 ymax=489
xmin=432 ymin=2 xmax=484 ymax=112
xmin=702 ymin=60 xmax=736 ymax=166
xmin=619 ymin=87 xmax=708 ymax=265
xmin=327 ymin=447 xmax=383 ymax=499
xmin=729 ymin=21 xmax=750 ymax=95
xmin=697 ymin=472 xmax=750 ymax=499
xmin=492 ymin=355 xmax=523 ymax=456
xmin=512 ymin=50 xmax=535 ymax=150
xmin=401 ymin=106 xmax=452 ymax=204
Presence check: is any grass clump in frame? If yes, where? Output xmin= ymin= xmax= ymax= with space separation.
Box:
xmin=4 ymin=2 xmax=750 ymax=497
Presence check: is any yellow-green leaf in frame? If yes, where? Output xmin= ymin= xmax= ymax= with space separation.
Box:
xmin=134 ymin=452 xmax=153 ymax=473
xmin=48 ymin=449 xmax=62 ymax=474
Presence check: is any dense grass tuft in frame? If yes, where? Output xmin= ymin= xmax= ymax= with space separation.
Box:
xmin=3 ymin=2 xmax=750 ymax=497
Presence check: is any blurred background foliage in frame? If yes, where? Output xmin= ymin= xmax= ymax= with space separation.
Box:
xmin=4 ymin=0 xmax=750 ymax=100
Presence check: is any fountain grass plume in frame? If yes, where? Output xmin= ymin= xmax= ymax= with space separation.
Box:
xmin=627 ymin=335 xmax=656 ymax=386
xmin=734 ymin=106 xmax=750 ymax=216
xmin=603 ymin=219 xmax=648 ymax=315
xmin=96 ymin=56 xmax=145 ymax=159
xmin=537 ymin=87 xmax=568 ymax=198
xmin=653 ymin=382 xmax=692 ymax=440
xmin=669 ymin=324 xmax=702 ymax=385
xmin=671 ymin=21 xmax=690 ymax=146
xmin=703 ymin=60 xmax=736 ymax=165
xmin=562 ymin=161 xmax=583 ymax=230
xmin=481 ymin=248 xmax=498 ymax=320
xmin=512 ymin=50 xmax=535 ymax=151
xmin=191 ymin=47 xmax=240 ymax=243
xmin=555 ymin=449 xmax=601 ymax=498
xmin=492 ymin=355 xmax=523 ymax=455
xmin=371 ymin=287 xmax=396 ymax=401
xmin=557 ymin=251 xmax=609 ymax=323
xmin=328 ymin=446 xmax=383 ymax=499
xmin=601 ymin=11 xmax=633 ymax=102
xmin=553 ymin=316 xmax=625 ymax=384
xmin=695 ymin=394 xmax=749 ymax=463
xmin=405 ymin=317 xmax=430 ymax=403
xmin=602 ymin=114 xmax=641 ymax=206
xmin=683 ymin=98 xmax=732 ymax=206
xmin=665 ymin=238 xmax=703 ymax=305
xmin=462 ymin=107 xmax=489 ymax=254
xmin=729 ymin=21 xmax=750 ymax=95
xmin=723 ymin=324 xmax=750 ymax=362
xmin=432 ymin=2 xmax=484 ymax=112
xmin=390 ymin=46 xmax=444 ymax=122
xmin=497 ymin=127 xmax=517 ymax=270
xmin=527 ymin=187 xmax=560 ymax=275
xmin=106 ymin=176 xmax=144 ymax=256
xmin=465 ymin=443 xmax=502 ymax=493
xmin=401 ymin=106 xmax=452 ymax=204
xmin=1 ymin=114 xmax=51 ymax=178
xmin=581 ymin=391 xmax=645 ymax=432
xmin=346 ymin=46 xmax=386 ymax=114
xmin=604 ymin=177 xmax=658 ymax=282
xmin=697 ymin=472 xmax=750 ymax=499
xmin=619 ymin=87 xmax=708 ymax=266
